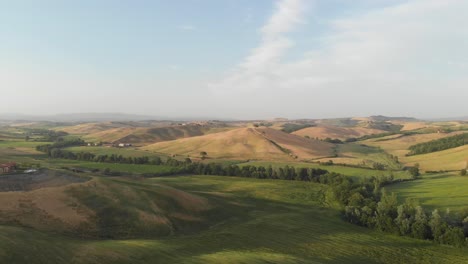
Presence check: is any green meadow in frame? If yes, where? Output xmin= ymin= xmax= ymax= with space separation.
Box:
xmin=65 ymin=146 xmax=167 ymax=159
xmin=2 ymin=175 xmax=468 ymax=264
xmin=386 ymin=173 xmax=468 ymax=212
xmin=42 ymin=159 xmax=177 ymax=174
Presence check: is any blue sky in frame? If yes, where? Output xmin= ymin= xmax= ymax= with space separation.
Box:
xmin=1 ymin=0 xmax=467 ymax=119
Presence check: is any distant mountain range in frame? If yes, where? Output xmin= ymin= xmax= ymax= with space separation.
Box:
xmin=423 ymin=116 xmax=468 ymax=121
xmin=0 ymin=113 xmax=239 ymax=122
xmin=0 ymin=113 xmax=465 ymax=122
xmin=0 ymin=113 xmax=163 ymax=122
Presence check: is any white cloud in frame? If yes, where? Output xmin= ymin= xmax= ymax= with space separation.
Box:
xmin=210 ymin=0 xmax=307 ymax=93
xmin=209 ymin=0 xmax=468 ymax=118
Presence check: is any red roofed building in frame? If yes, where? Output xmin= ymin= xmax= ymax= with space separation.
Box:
xmin=0 ymin=162 xmax=17 ymax=173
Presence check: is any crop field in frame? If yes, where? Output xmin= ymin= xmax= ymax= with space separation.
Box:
xmin=0 ymin=140 xmax=46 ymax=163
xmin=362 ymin=132 xmax=465 ymax=157
xmin=316 ymin=143 xmax=402 ymax=170
xmin=2 ymin=175 xmax=468 ymax=264
xmin=386 ymin=173 xmax=468 ymax=212
xmin=292 ymin=125 xmax=384 ymax=140
xmin=401 ymin=145 xmax=468 ymax=171
xmin=361 ymin=132 xmax=467 ymax=170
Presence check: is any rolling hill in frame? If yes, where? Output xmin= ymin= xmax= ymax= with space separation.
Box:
xmin=80 ymin=124 xmax=232 ymax=145
xmin=142 ymin=127 xmax=333 ymax=161
xmin=3 ymin=175 xmax=468 ymax=263
xmin=362 ymin=131 xmax=468 ymax=171
xmin=0 ymin=171 xmax=218 ymax=238
xmin=293 ymin=125 xmax=385 ymax=140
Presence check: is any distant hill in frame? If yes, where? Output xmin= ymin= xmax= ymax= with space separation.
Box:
xmin=293 ymin=126 xmax=385 ymax=140
xmin=368 ymin=115 xmax=418 ymax=122
xmin=0 ymin=113 xmax=163 ymax=122
xmin=142 ymin=127 xmax=333 ymax=161
xmin=81 ymin=123 xmax=231 ymax=145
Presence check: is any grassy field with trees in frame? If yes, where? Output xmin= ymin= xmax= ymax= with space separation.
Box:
xmin=3 ymin=175 xmax=468 ymax=264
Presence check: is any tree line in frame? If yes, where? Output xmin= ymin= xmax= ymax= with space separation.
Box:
xmin=407 ymin=133 xmax=467 ymax=156
xmin=325 ymin=175 xmax=467 ymax=247
xmin=35 ymin=141 xmax=332 ymax=181
xmin=36 ymin=138 xmax=86 ymax=152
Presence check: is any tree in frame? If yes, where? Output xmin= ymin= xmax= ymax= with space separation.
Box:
xmin=395 ymin=199 xmax=417 ymax=236
xmin=200 ymin=151 xmax=208 ymax=160
xmin=411 ymin=206 xmax=431 ymax=239
xmin=408 ymin=166 xmax=420 ymax=179
xmin=429 ymin=209 xmax=447 ymax=243
xmin=375 ymin=190 xmax=398 ymax=233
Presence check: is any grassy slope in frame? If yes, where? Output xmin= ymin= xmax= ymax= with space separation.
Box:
xmin=256 ymin=127 xmax=333 ymax=160
xmin=402 ymin=145 xmax=468 ymax=171
xmin=82 ymin=125 xmax=233 ymax=145
xmin=142 ymin=128 xmax=290 ymax=160
xmin=2 ymin=176 xmax=468 ymax=263
xmin=66 ymin=146 xmax=166 ymax=158
xmin=387 ymin=173 xmax=468 ymax=212
xmin=142 ymin=127 xmax=333 ymax=161
xmin=0 ymin=140 xmax=47 ymax=163
xmin=43 ymin=159 xmax=177 ymax=174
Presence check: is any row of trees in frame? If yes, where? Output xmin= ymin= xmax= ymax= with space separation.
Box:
xmin=186 ymin=163 xmax=329 ymax=181
xmin=36 ymin=138 xmax=85 ymax=153
xmin=325 ymin=175 xmax=467 ymax=247
xmin=35 ymin=142 xmax=331 ymax=182
xmin=24 ymin=129 xmax=69 ymax=142
xmin=408 ymin=133 xmax=467 ymax=156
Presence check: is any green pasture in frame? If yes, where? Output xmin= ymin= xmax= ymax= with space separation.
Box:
xmin=2 ymin=175 xmax=468 ymax=263
xmin=387 ymin=173 xmax=468 ymax=212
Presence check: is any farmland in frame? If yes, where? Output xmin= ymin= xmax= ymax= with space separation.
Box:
xmin=1 ymin=118 xmax=468 ymax=263
xmin=3 ymin=175 xmax=468 ymax=264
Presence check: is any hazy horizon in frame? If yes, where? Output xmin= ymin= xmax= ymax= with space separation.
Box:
xmin=2 ymin=0 xmax=467 ymax=119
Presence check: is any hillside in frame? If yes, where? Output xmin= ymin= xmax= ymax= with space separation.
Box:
xmin=293 ymin=125 xmax=384 ymax=140
xmin=362 ymin=131 xmax=467 ymax=171
xmin=57 ymin=122 xmax=136 ymax=134
xmin=3 ymin=175 xmax=468 ymax=264
xmin=142 ymin=127 xmax=333 ymax=161
xmin=363 ymin=131 xmax=466 ymax=157
xmin=401 ymin=145 xmax=468 ymax=171
xmin=0 ymin=171 xmax=218 ymax=238
xmin=82 ymin=125 xmax=231 ymax=145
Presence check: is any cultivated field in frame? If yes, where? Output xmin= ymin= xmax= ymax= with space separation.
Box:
xmin=293 ymin=125 xmax=384 ymax=140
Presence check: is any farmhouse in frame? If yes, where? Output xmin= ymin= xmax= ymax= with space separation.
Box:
xmin=0 ymin=162 xmax=17 ymax=174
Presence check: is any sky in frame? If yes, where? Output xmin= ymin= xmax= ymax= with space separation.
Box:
xmin=1 ymin=0 xmax=467 ymax=120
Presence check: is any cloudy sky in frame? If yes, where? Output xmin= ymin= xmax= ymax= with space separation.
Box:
xmin=1 ymin=0 xmax=467 ymax=119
